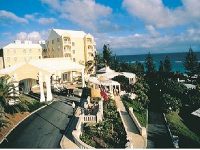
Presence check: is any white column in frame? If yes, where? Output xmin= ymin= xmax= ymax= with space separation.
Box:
xmin=13 ymin=82 xmax=19 ymax=96
xmin=39 ymin=72 xmax=45 ymax=102
xmin=70 ymin=71 xmax=73 ymax=82
xmin=12 ymin=74 xmax=19 ymax=96
xmin=81 ymin=69 xmax=85 ymax=87
xmin=119 ymin=85 xmax=121 ymax=92
xmin=45 ymin=75 xmax=53 ymax=101
xmin=109 ymin=85 xmax=111 ymax=93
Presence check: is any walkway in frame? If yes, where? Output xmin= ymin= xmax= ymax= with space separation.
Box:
xmin=0 ymin=101 xmax=73 ymax=148
xmin=60 ymin=107 xmax=81 ymax=149
xmin=115 ymin=96 xmax=146 ymax=148
xmin=147 ymin=111 xmax=173 ymax=148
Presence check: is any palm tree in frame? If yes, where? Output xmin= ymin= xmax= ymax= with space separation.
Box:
xmin=0 ymin=75 xmax=28 ymax=114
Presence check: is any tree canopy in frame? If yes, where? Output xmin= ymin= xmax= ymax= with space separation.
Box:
xmin=164 ymin=55 xmax=172 ymax=73
xmin=145 ymin=52 xmax=156 ymax=74
xmin=184 ymin=47 xmax=198 ymax=75
xmin=103 ymin=44 xmax=112 ymax=66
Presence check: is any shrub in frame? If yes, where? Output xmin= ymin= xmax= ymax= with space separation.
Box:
xmin=162 ymin=93 xmax=182 ymax=113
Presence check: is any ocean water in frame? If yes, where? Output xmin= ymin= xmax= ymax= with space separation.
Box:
xmin=117 ymin=52 xmax=200 ymax=73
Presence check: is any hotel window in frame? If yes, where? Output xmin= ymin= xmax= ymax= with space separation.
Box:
xmin=13 ymin=49 xmax=16 ymax=54
xmin=73 ymin=58 xmax=76 ymax=62
xmin=38 ymin=49 xmax=41 ymax=52
xmin=23 ymin=49 xmax=26 ymax=53
xmin=73 ymin=50 xmax=75 ymax=54
xmin=29 ymin=49 xmax=32 ymax=53
xmin=52 ymin=40 xmax=54 ymax=44
xmin=39 ymin=56 xmax=41 ymax=59
xmin=72 ymin=42 xmax=75 ymax=46
xmin=57 ymin=38 xmax=60 ymax=42
xmin=14 ymin=57 xmax=17 ymax=62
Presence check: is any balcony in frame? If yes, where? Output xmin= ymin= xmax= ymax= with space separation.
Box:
xmin=64 ymin=53 xmax=71 ymax=58
xmin=64 ymin=46 xmax=71 ymax=52
xmin=87 ymin=45 xmax=93 ymax=52
xmin=63 ymin=37 xmax=71 ymax=45
xmin=63 ymin=41 xmax=71 ymax=45
xmin=88 ymin=52 xmax=94 ymax=58
xmin=86 ymin=38 xmax=92 ymax=43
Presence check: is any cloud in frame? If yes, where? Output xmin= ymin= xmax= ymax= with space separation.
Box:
xmin=24 ymin=14 xmax=36 ymax=20
xmin=145 ymin=25 xmax=160 ymax=36
xmin=0 ymin=10 xmax=28 ymax=24
xmin=122 ymin=0 xmax=200 ymax=28
xmin=41 ymin=0 xmax=112 ymax=31
xmin=38 ymin=17 xmax=56 ymax=25
xmin=16 ymin=31 xmax=43 ymax=42
xmin=16 ymin=32 xmax=28 ymax=41
xmin=95 ymin=27 xmax=200 ymax=54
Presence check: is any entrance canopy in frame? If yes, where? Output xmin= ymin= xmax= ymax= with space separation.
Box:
xmin=30 ymin=58 xmax=84 ymax=73
xmin=0 ymin=58 xmax=85 ymax=81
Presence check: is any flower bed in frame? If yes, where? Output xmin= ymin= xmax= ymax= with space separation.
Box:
xmin=80 ymin=99 xmax=127 ymax=148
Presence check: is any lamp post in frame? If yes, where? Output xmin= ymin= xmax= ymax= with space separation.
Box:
xmin=72 ymin=102 xmax=75 ymax=115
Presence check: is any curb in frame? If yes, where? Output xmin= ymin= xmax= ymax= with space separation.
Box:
xmin=0 ymin=100 xmax=54 ymax=144
xmin=60 ymin=107 xmax=79 ymax=149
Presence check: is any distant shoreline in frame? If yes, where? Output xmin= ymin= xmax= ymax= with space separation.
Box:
xmin=116 ymin=51 xmax=200 ymax=57
xmin=116 ymin=52 xmax=200 ymax=73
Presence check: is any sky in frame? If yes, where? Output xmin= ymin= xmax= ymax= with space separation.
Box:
xmin=0 ymin=0 xmax=200 ymax=55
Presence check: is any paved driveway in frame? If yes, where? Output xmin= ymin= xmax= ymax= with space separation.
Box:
xmin=147 ymin=111 xmax=173 ymax=148
xmin=0 ymin=100 xmax=74 ymax=148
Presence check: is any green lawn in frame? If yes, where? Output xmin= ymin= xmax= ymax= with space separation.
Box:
xmin=166 ymin=112 xmax=200 ymax=148
xmin=122 ymin=96 xmax=147 ymax=127
xmin=80 ymin=99 xmax=127 ymax=148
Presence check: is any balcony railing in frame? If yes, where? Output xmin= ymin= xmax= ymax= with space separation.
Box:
xmin=63 ymin=41 xmax=71 ymax=45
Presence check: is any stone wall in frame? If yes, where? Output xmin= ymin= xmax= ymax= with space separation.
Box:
xmin=128 ymin=107 xmax=147 ymax=147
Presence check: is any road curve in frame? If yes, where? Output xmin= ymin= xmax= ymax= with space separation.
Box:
xmin=0 ymin=100 xmax=73 ymax=148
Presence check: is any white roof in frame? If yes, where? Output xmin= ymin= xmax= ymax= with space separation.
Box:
xmin=0 ymin=63 xmax=25 ymax=75
xmin=88 ymin=76 xmax=120 ymax=86
xmin=184 ymin=84 xmax=196 ymax=89
xmin=3 ymin=42 xmax=43 ymax=49
xmin=98 ymin=72 xmax=120 ymax=79
xmin=191 ymin=108 xmax=200 ymax=118
xmin=0 ymin=58 xmax=84 ymax=75
xmin=97 ymin=66 xmax=115 ymax=73
xmin=30 ymin=58 xmax=84 ymax=73
xmin=53 ymin=29 xmax=87 ymax=38
xmin=121 ymin=72 xmax=136 ymax=79
xmin=88 ymin=77 xmax=101 ymax=85
xmin=100 ymin=80 xmax=120 ymax=86
xmin=97 ymin=67 xmax=136 ymax=79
